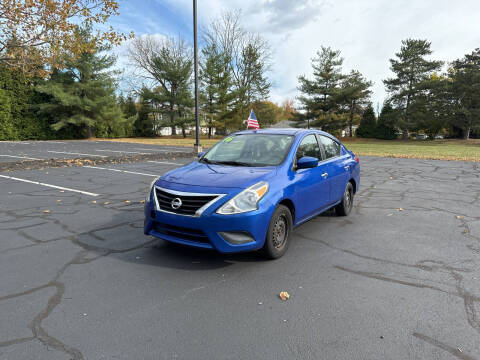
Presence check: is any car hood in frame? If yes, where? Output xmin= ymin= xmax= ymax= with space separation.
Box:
xmin=160 ymin=161 xmax=277 ymax=189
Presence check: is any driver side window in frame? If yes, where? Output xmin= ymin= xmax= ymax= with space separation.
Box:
xmin=296 ymin=134 xmax=321 ymax=161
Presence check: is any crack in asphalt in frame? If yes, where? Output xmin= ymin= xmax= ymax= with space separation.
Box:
xmin=1 ymin=156 xmax=479 ymax=358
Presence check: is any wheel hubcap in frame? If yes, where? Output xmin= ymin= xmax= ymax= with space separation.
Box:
xmin=345 ymin=188 xmax=352 ymax=209
xmin=272 ymin=215 xmax=287 ymax=249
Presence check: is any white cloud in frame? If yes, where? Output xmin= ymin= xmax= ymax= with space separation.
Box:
xmin=121 ymin=0 xmax=480 ymax=108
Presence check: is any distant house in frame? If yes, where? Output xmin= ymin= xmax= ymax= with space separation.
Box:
xmin=151 ymin=112 xmax=216 ymax=136
xmin=341 ymin=125 xmax=359 ymax=137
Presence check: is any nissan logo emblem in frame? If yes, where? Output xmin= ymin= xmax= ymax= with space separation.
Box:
xmin=171 ymin=198 xmax=182 ymax=210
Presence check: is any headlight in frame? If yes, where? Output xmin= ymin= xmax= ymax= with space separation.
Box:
xmin=216 ymin=181 xmax=269 ymax=215
xmin=147 ymin=177 xmax=160 ymax=200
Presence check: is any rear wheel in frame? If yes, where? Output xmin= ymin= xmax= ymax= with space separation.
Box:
xmin=262 ymin=205 xmax=293 ymax=259
xmin=335 ymin=182 xmax=354 ymax=216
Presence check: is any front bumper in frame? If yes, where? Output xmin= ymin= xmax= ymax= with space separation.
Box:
xmin=143 ymin=189 xmax=275 ymax=253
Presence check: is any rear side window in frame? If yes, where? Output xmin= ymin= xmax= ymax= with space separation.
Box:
xmin=319 ymin=135 xmax=340 ymax=159
xmin=296 ymin=134 xmax=321 ymax=160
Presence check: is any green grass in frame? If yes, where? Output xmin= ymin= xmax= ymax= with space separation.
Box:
xmin=341 ymin=138 xmax=480 ymax=162
xmin=94 ymin=137 xmax=480 ymax=162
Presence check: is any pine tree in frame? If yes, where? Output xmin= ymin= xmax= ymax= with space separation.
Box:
xmin=375 ymin=102 xmax=398 ymax=139
xmin=449 ymin=48 xmax=480 ymax=139
xmin=128 ymin=36 xmax=193 ymax=136
xmin=35 ymin=27 xmax=129 ymax=138
xmin=339 ymin=70 xmax=373 ymax=137
xmin=200 ymin=43 xmax=234 ymax=138
xmin=297 ymin=46 xmax=346 ymax=133
xmin=384 ymin=39 xmax=442 ymax=139
xmin=356 ymin=105 xmax=376 ymax=138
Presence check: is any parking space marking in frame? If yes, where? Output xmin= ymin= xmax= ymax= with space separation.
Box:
xmin=83 ymin=165 xmax=159 ymax=177
xmin=0 ymin=174 xmax=100 ymax=196
xmin=133 ymin=147 xmax=189 ymax=152
xmin=47 ymin=151 xmax=108 ymax=158
xmin=147 ymin=160 xmax=185 ymax=165
xmin=95 ymin=149 xmax=150 ymax=155
xmin=0 ymin=154 xmax=42 ymax=160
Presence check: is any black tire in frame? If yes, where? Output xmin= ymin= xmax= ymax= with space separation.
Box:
xmin=262 ymin=205 xmax=293 ymax=259
xmin=335 ymin=182 xmax=354 ymax=216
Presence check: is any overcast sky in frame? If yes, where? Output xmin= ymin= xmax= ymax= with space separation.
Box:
xmin=112 ymin=0 xmax=480 ymax=110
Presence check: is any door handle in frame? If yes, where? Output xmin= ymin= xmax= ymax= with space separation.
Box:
xmin=321 ymin=172 xmax=328 ymax=178
xmin=344 ymin=166 xmax=349 ymax=171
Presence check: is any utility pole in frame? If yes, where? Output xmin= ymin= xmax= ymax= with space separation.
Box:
xmin=193 ymin=0 xmax=202 ymax=154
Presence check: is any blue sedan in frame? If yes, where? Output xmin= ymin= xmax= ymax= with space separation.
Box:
xmin=144 ymin=129 xmax=360 ymax=259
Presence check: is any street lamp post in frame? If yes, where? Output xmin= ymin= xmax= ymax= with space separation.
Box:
xmin=193 ymin=0 xmax=202 ymax=154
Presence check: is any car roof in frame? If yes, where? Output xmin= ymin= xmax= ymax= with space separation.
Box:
xmin=234 ymin=128 xmax=336 ymax=139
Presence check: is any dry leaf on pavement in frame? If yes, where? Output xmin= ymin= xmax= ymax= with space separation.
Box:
xmin=279 ymin=291 xmax=290 ymax=301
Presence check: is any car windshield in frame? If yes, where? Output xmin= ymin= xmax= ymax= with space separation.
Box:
xmin=202 ymin=134 xmax=294 ymax=166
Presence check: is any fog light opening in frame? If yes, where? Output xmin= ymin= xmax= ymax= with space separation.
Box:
xmin=150 ymin=210 xmax=156 ymax=219
xmin=219 ymin=231 xmax=255 ymax=245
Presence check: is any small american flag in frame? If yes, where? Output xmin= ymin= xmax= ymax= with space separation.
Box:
xmin=246 ymin=109 xmax=259 ymax=129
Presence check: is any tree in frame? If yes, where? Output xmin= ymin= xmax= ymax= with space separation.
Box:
xmin=297 ymin=46 xmax=346 ymax=133
xmin=128 ymin=35 xmax=193 ymax=135
xmin=251 ymin=101 xmax=283 ymax=127
xmin=448 ymin=49 xmax=480 ymax=139
xmin=384 ymin=39 xmax=442 ymax=139
xmin=35 ymin=28 xmax=130 ymax=138
xmin=339 ymin=70 xmax=373 ymax=137
xmin=415 ymin=74 xmax=450 ymax=138
xmin=281 ymin=99 xmax=296 ymax=120
xmin=0 ymin=63 xmax=52 ymax=140
xmin=134 ymin=92 xmax=155 ymax=137
xmin=356 ymin=104 xmax=376 ymax=138
xmin=199 ymin=42 xmax=233 ymax=138
xmin=204 ymin=11 xmax=271 ymax=129
xmin=0 ymin=0 xmax=132 ymax=77
xmin=375 ymin=102 xmax=398 ymax=140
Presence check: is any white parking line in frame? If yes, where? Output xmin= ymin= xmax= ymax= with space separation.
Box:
xmin=0 ymin=175 xmax=100 ymax=196
xmin=83 ymin=165 xmax=159 ymax=177
xmin=133 ymin=147 xmax=189 ymax=152
xmin=147 ymin=160 xmax=184 ymax=166
xmin=47 ymin=151 xmax=108 ymax=158
xmin=0 ymin=154 xmax=42 ymax=160
xmin=95 ymin=149 xmax=150 ymax=155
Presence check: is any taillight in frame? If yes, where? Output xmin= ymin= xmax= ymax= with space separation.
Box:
xmin=355 ymin=155 xmax=359 ymax=163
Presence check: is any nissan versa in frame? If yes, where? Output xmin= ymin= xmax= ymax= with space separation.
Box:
xmin=144 ymin=129 xmax=360 ymax=259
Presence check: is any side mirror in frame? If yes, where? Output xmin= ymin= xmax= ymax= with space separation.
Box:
xmin=197 ymin=151 xmax=205 ymax=158
xmin=297 ymin=156 xmax=318 ymax=169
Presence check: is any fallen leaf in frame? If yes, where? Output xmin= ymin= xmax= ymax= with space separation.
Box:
xmin=456 ymin=215 xmax=464 ymax=219
xmin=104 ymin=201 xmax=110 ymax=205
xmin=92 ymin=200 xmax=97 ymax=204
xmin=59 ymin=190 xmax=65 ymax=193
xmin=279 ymin=291 xmax=290 ymax=301
xmin=389 ymin=176 xmax=393 ymax=180
xmin=124 ymin=200 xmax=131 ymax=204
xmin=43 ymin=210 xmax=51 ymax=214
xmin=140 ymin=200 xmax=145 ymax=204
xmin=56 ymin=199 xmax=62 ymax=203
xmin=397 ymin=208 xmax=403 ymax=211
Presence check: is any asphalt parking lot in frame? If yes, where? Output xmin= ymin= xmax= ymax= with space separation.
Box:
xmin=0 ymin=140 xmax=192 ymax=165
xmin=1 ymin=150 xmax=479 ymax=359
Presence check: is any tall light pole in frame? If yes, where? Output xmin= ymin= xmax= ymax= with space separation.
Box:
xmin=193 ymin=0 xmax=201 ymax=154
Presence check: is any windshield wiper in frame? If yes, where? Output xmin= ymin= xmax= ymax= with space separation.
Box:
xmin=200 ymin=158 xmax=217 ymax=164
xmin=214 ymin=160 xmax=252 ymax=167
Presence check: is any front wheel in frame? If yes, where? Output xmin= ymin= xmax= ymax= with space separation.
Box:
xmin=335 ymin=182 xmax=354 ymax=216
xmin=262 ymin=205 xmax=293 ymax=259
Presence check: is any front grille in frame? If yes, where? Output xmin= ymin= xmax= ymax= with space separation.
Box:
xmin=152 ymin=222 xmax=209 ymax=243
xmin=154 ymin=187 xmax=220 ymax=216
